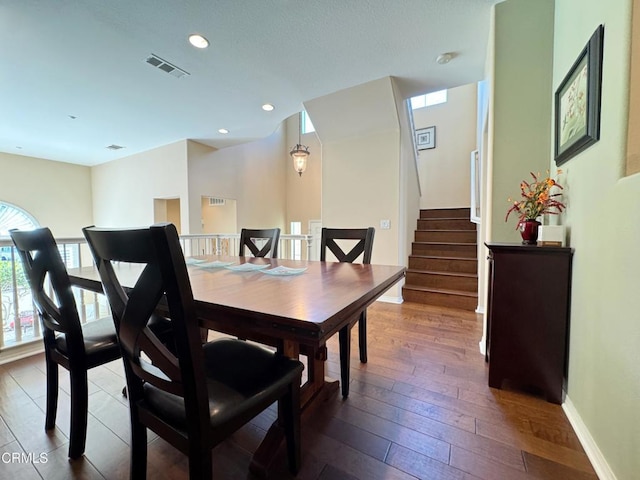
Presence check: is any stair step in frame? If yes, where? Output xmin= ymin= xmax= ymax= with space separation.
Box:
xmin=415 ymin=229 xmax=477 ymax=243
xmin=412 ymin=242 xmax=477 ymax=258
xmin=402 ymin=285 xmax=478 ymax=311
xmin=417 ymin=218 xmax=477 ymax=231
xmin=420 ymin=208 xmax=471 ymax=219
xmin=405 ymin=269 xmax=478 ymax=291
xmin=407 ymin=208 xmax=478 ymax=309
xmin=408 ymin=255 xmax=478 ymax=273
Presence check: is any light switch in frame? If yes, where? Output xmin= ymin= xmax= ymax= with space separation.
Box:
xmin=380 ymin=219 xmax=390 ymax=230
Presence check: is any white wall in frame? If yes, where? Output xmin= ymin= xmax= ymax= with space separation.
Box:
xmin=414 ymin=83 xmax=477 ymax=209
xmin=307 ymin=78 xmax=402 ymax=269
xmin=284 ymin=114 xmax=322 ymax=234
xmin=201 ymin=197 xmax=237 ymax=233
xmin=0 ymin=152 xmax=93 ymax=237
xmin=392 ymin=79 xmax=421 ymax=272
xmin=91 ymin=141 xmax=189 ymax=231
xmin=186 ymin=132 xmax=287 ymax=234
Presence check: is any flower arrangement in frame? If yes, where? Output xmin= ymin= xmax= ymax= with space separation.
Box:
xmin=505 ymin=171 xmax=566 ymax=227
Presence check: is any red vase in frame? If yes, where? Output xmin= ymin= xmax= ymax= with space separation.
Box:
xmin=519 ymin=220 xmax=541 ymax=245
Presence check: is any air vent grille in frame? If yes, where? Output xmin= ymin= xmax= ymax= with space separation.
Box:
xmin=145 ymin=54 xmax=190 ymax=78
xmin=208 ymin=197 xmax=226 ymax=206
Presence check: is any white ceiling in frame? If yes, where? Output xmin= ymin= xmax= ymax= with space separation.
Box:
xmin=0 ymin=0 xmax=501 ymax=166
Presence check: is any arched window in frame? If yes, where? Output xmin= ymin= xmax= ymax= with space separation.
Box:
xmin=0 ymin=202 xmax=39 ymax=235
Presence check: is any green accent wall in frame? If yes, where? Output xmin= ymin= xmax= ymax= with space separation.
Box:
xmin=553 ymin=0 xmax=639 ymax=478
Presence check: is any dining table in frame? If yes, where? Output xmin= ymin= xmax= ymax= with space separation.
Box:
xmin=68 ymin=255 xmax=405 ymax=475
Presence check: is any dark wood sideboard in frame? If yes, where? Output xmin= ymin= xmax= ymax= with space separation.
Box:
xmin=485 ymin=243 xmax=573 ymax=404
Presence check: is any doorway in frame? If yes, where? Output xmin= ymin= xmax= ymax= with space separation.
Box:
xmin=153 ymin=198 xmax=181 ymax=233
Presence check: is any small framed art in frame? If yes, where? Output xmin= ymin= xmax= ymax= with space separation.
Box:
xmin=416 ymin=126 xmax=436 ymax=150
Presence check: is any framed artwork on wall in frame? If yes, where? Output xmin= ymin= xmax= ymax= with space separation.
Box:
xmin=416 ymin=126 xmax=436 ymax=150
xmin=554 ymin=24 xmax=604 ymax=166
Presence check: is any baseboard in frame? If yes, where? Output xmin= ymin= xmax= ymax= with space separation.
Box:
xmin=377 ymin=295 xmax=403 ymax=304
xmin=0 ymin=340 xmax=44 ymax=366
xmin=478 ymin=336 xmax=486 ymax=356
xmin=562 ymin=395 xmax=618 ymax=480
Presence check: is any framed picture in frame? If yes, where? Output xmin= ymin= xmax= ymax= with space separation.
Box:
xmin=554 ymin=24 xmax=604 ymax=166
xmin=416 ymin=126 xmax=436 ymax=150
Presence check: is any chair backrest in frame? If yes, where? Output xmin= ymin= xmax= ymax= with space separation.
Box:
xmin=320 ymin=227 xmax=375 ymax=264
xmin=239 ymin=228 xmax=280 ymax=258
xmin=83 ymin=224 xmax=210 ymax=431
xmin=9 ymin=228 xmax=85 ymax=352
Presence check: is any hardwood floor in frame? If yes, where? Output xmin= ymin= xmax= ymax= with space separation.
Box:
xmin=0 ymin=302 xmax=597 ymax=479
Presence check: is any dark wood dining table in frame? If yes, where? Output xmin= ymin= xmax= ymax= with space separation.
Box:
xmin=69 ymin=255 xmax=405 ymax=474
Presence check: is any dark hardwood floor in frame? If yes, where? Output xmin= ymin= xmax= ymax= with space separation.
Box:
xmin=0 ymin=302 xmax=597 ymax=479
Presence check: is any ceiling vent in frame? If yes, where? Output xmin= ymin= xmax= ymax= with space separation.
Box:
xmin=106 ymin=144 xmax=125 ymax=150
xmin=145 ymin=54 xmax=190 ymax=78
xmin=208 ymin=197 xmax=226 ymax=206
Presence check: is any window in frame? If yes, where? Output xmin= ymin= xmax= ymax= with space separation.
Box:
xmin=290 ymin=221 xmax=302 ymax=260
xmin=0 ymin=203 xmax=39 ymax=235
xmin=410 ymin=89 xmax=448 ymax=110
xmin=301 ymin=110 xmax=315 ymax=134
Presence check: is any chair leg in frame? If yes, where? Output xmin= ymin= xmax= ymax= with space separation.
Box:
xmin=281 ymin=379 xmax=301 ymax=475
xmin=129 ymin=415 xmax=148 ymax=480
xmin=358 ymin=310 xmax=367 ymax=364
xmin=44 ymin=356 xmax=59 ymax=431
xmin=339 ymin=325 xmax=351 ymax=398
xmin=188 ymin=448 xmax=212 ymax=480
xmin=68 ymin=369 xmax=88 ymax=459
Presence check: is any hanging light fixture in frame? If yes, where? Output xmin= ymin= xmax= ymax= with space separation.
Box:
xmin=290 ymin=112 xmax=310 ymax=176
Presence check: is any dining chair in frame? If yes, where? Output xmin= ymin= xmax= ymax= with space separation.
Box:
xmin=320 ymin=227 xmax=375 ymax=398
xmin=239 ymin=227 xmax=281 ymax=258
xmin=9 ymin=227 xmax=122 ymax=459
xmin=83 ymin=223 xmax=304 ymax=480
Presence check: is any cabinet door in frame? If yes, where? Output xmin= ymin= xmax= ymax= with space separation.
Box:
xmin=487 ymin=247 xmax=571 ymax=404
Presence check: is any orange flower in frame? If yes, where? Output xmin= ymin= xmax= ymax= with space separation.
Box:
xmin=505 ymin=171 xmax=566 ymax=227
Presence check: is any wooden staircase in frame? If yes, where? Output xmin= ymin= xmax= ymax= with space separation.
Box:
xmin=402 ymin=208 xmax=478 ymax=311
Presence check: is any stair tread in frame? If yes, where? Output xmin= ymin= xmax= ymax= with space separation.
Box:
xmin=413 ymin=241 xmax=477 ymax=246
xmin=416 ymin=229 xmax=477 ymax=232
xmin=409 ymin=254 xmax=477 ymax=261
xmin=406 ymin=269 xmax=478 ymax=278
xmin=402 ymin=285 xmax=478 ymax=297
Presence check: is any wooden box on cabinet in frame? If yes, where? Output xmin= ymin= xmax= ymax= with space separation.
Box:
xmin=485 ymin=243 xmax=573 ymax=404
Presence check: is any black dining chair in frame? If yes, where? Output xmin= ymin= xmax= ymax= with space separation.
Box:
xmin=9 ymin=227 xmax=122 ymax=459
xmin=239 ymin=228 xmax=281 ymax=258
xmin=83 ymin=223 xmax=304 ymax=480
xmin=320 ymin=227 xmax=375 ymax=398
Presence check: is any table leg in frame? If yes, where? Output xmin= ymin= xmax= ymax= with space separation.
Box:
xmin=249 ymin=342 xmax=338 ymax=477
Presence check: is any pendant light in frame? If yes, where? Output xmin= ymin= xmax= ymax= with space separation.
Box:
xmin=290 ymin=112 xmax=310 ymax=176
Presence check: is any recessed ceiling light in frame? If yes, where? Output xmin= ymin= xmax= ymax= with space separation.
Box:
xmin=218 ymin=128 xmax=229 ymax=134
xmin=262 ymin=104 xmax=275 ymax=112
xmin=188 ymin=34 xmax=209 ymax=49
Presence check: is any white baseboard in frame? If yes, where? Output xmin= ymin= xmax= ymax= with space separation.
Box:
xmin=377 ymin=295 xmax=403 ymax=304
xmin=562 ymin=395 xmax=617 ymax=480
xmin=0 ymin=341 xmax=44 ymax=366
xmin=478 ymin=336 xmax=486 ymax=356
